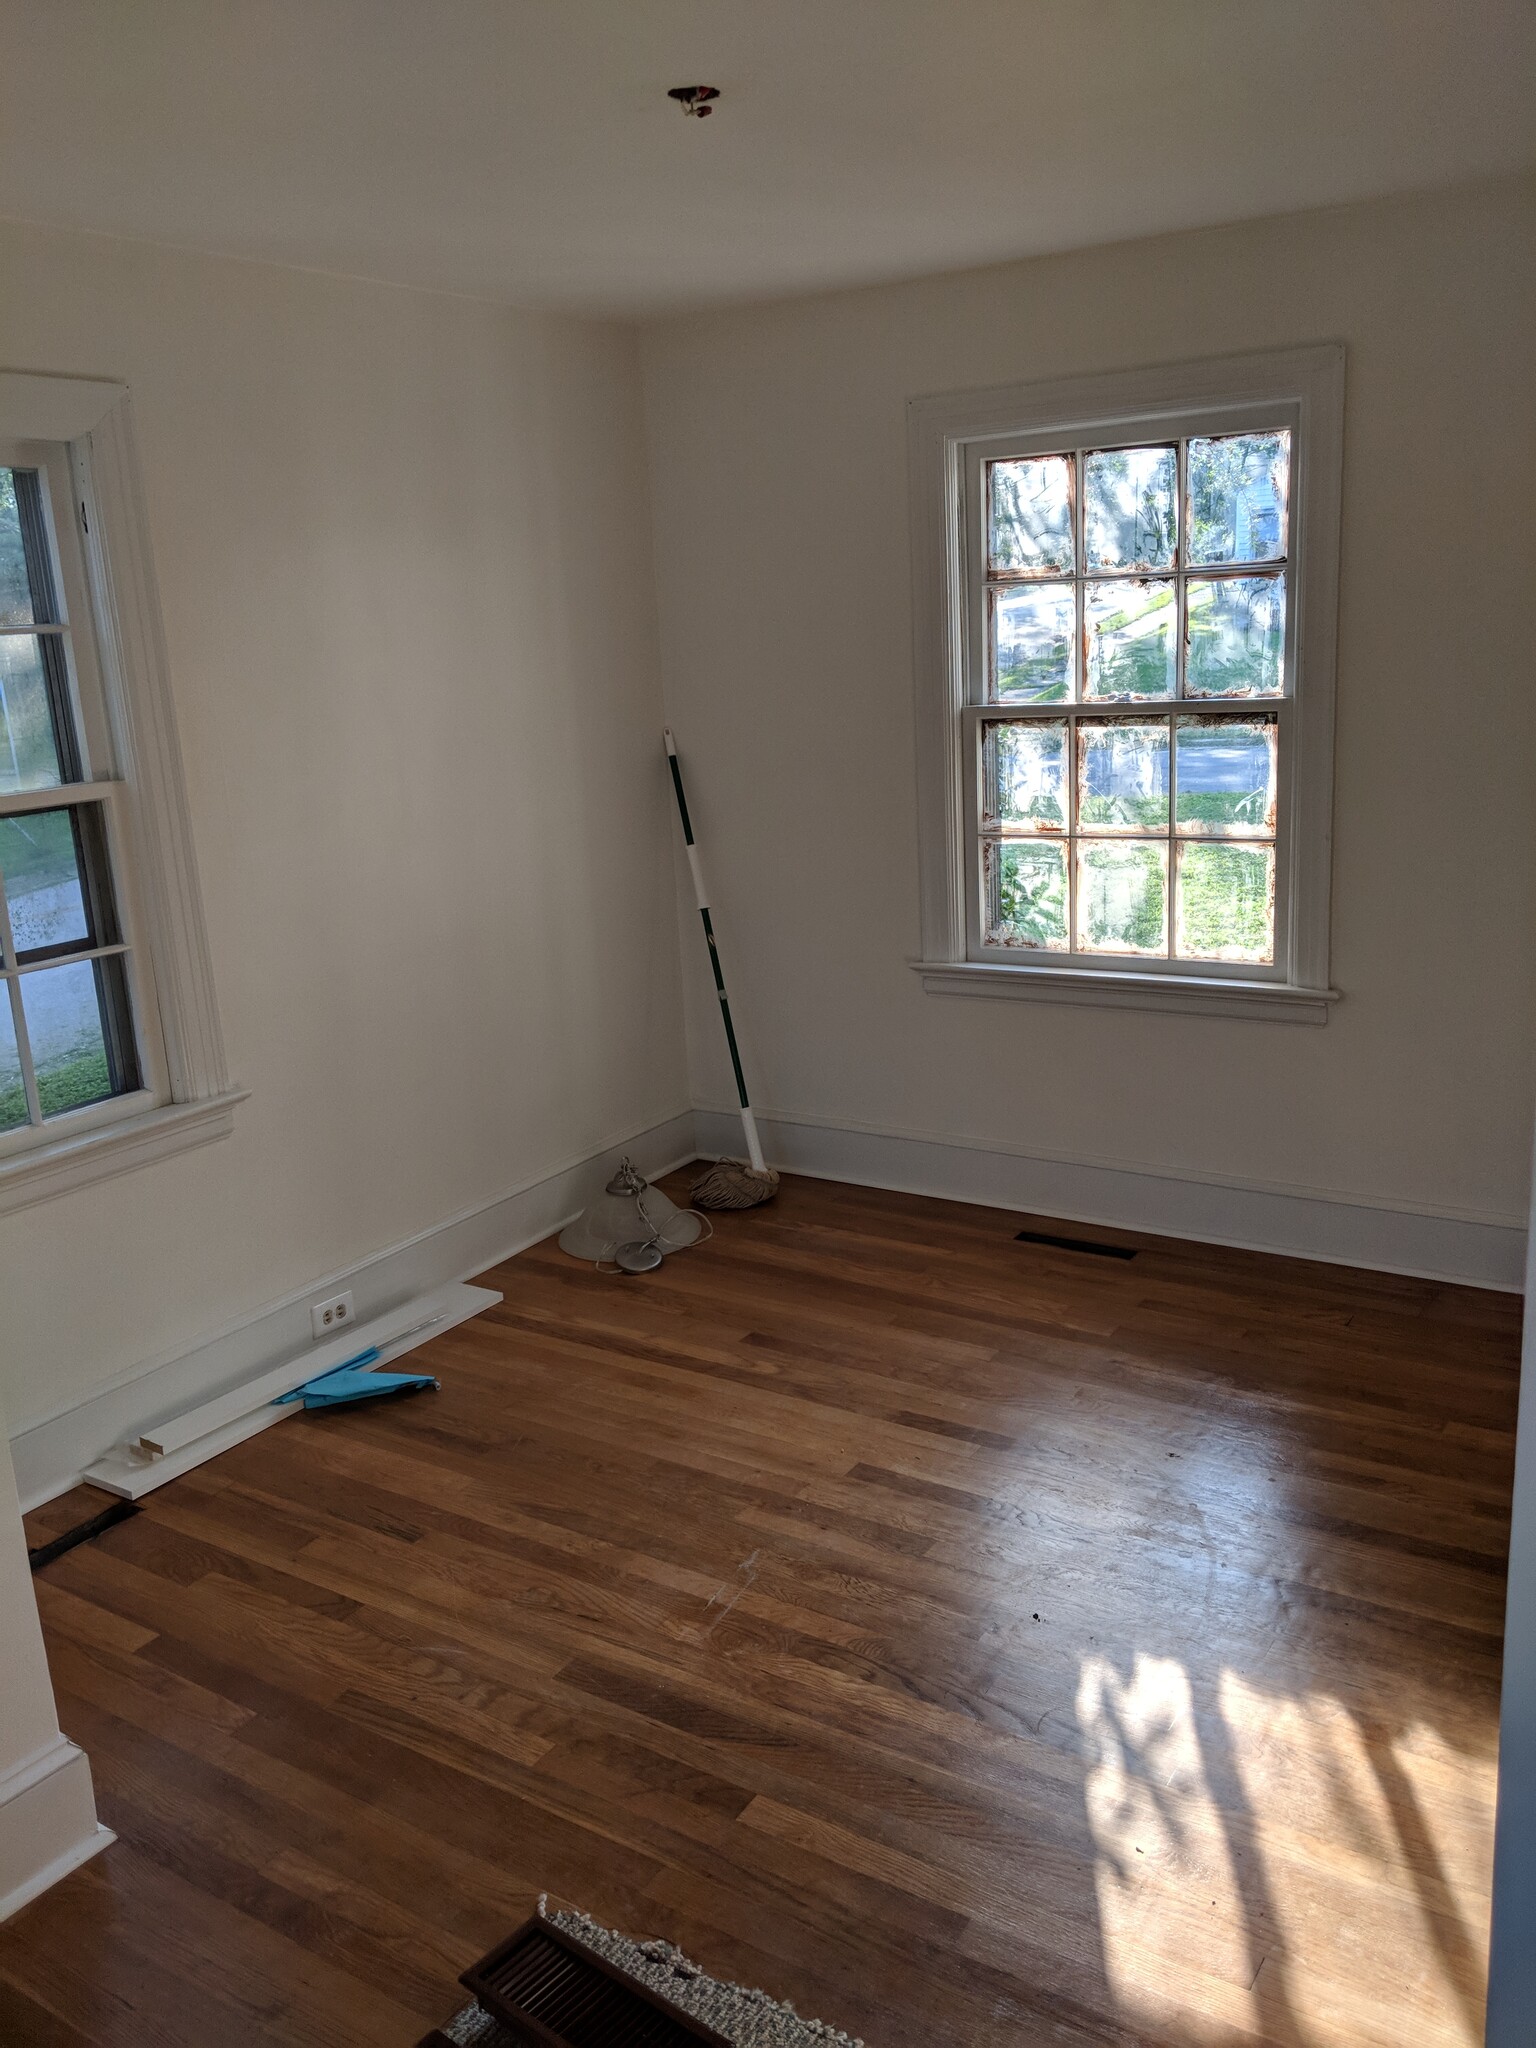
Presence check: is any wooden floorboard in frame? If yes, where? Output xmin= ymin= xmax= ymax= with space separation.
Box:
xmin=2 ymin=1170 xmax=1521 ymax=2046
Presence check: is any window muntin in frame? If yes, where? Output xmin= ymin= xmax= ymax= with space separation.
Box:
xmin=967 ymin=424 xmax=1295 ymax=974
xmin=0 ymin=452 xmax=150 ymax=1141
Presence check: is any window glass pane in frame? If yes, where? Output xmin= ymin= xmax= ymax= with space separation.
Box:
xmin=983 ymin=720 xmax=1067 ymax=834
xmin=19 ymin=958 xmax=115 ymax=1117
xmin=0 ymin=993 xmax=26 ymax=1130
xmin=0 ymin=470 xmax=35 ymax=627
xmin=1176 ymin=842 xmax=1275 ymax=963
xmin=0 ymin=634 xmax=65 ymax=791
xmin=986 ymin=840 xmax=1068 ymax=949
xmin=1077 ymin=841 xmax=1168 ymax=954
xmin=991 ymin=583 xmax=1075 ymax=702
xmin=1188 ymin=431 xmax=1289 ymax=565
xmin=1085 ymin=579 xmax=1176 ymax=700
xmin=1186 ymin=574 xmax=1285 ymax=697
xmin=988 ymin=456 xmax=1074 ymax=576
xmin=1084 ymin=446 xmax=1176 ymax=571
xmin=1078 ymin=719 xmax=1169 ymax=832
xmin=1175 ymin=717 xmax=1277 ymax=836
xmin=0 ymin=808 xmax=90 ymax=957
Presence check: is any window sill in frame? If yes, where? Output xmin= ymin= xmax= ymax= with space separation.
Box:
xmin=0 ymin=1088 xmax=247 ymax=1216
xmin=913 ymin=960 xmax=1338 ymax=1023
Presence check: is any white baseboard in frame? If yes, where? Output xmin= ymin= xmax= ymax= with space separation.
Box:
xmin=13 ymin=1097 xmax=1520 ymax=1509
xmin=11 ymin=1109 xmax=696 ymax=1510
xmin=0 ymin=1736 xmax=112 ymax=1924
xmin=694 ymin=1106 xmax=1526 ymax=1292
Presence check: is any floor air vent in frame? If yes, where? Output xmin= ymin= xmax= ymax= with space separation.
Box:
xmin=455 ymin=1917 xmax=732 ymax=2046
xmin=1015 ymin=1228 xmax=1137 ymax=1259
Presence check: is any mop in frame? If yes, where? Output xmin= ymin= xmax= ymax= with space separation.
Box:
xmin=665 ymin=729 xmax=780 ymax=1209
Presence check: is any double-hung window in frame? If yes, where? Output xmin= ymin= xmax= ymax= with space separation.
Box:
xmin=0 ymin=445 xmax=145 ymax=1137
xmin=0 ymin=371 xmax=237 ymax=1210
xmin=910 ymin=348 xmax=1343 ymax=1022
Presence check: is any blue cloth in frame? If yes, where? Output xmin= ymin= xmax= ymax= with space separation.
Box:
xmin=292 ymin=1368 xmax=437 ymax=1409
xmin=274 ymin=1345 xmax=438 ymax=1410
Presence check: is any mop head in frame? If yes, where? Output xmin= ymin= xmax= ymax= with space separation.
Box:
xmin=691 ymin=1157 xmax=781 ymax=1209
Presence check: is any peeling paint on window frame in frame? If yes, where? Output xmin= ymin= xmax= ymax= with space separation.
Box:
xmin=909 ymin=349 xmax=1344 ymax=1020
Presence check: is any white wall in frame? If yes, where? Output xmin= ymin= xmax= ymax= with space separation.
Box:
xmin=642 ymin=177 xmax=1536 ymax=1278
xmin=0 ymin=218 xmax=688 ymax=1438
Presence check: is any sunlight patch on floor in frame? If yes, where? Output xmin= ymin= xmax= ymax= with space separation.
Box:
xmin=1077 ymin=1653 xmax=1261 ymax=2037
xmin=1076 ymin=1654 xmax=1493 ymax=2047
xmin=1217 ymin=1671 xmax=1491 ymax=2048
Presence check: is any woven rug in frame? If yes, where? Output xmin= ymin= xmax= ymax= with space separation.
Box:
xmin=437 ymin=1898 xmax=864 ymax=2047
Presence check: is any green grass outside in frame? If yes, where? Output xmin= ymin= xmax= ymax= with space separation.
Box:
xmin=1080 ymin=844 xmax=1165 ymax=950
xmin=1080 ymin=792 xmax=1167 ymax=830
xmin=991 ymin=836 xmax=1270 ymax=958
xmin=1086 ymin=639 xmax=1173 ymax=699
xmin=996 ymin=654 xmax=1071 ymax=701
xmin=1178 ymin=844 xmax=1271 ymax=959
xmin=1175 ymin=790 xmax=1268 ymax=830
xmin=0 ymin=806 xmax=74 ymax=889
xmin=0 ymin=1043 xmax=111 ymax=1130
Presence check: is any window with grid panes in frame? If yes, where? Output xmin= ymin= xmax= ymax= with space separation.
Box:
xmin=0 ymin=450 xmax=145 ymax=1141
xmin=911 ymin=351 xmax=1341 ymax=1019
xmin=971 ymin=428 xmax=1291 ymax=968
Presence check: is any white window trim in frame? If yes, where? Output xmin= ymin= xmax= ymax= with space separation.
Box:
xmin=907 ymin=344 xmax=1345 ymax=1023
xmin=0 ymin=369 xmax=242 ymax=1212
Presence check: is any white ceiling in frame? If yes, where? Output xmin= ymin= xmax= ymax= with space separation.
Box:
xmin=1 ymin=1 xmax=1532 ymax=317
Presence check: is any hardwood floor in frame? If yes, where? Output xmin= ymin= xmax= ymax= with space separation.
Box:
xmin=2 ymin=1171 xmax=1521 ymax=2047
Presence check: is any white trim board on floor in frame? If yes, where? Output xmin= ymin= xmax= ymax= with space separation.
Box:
xmin=692 ymin=1106 xmax=1525 ymax=1292
xmin=11 ymin=1109 xmax=696 ymax=1509
xmin=80 ymin=1282 xmax=501 ymax=1502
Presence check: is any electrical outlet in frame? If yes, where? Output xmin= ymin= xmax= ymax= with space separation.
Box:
xmin=310 ymin=1290 xmax=355 ymax=1340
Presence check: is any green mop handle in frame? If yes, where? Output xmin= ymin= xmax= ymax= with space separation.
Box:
xmin=664 ymin=729 xmax=767 ymax=1174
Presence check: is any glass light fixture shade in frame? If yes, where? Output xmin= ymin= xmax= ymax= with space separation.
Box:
xmin=558 ymin=1158 xmax=703 ymax=1263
